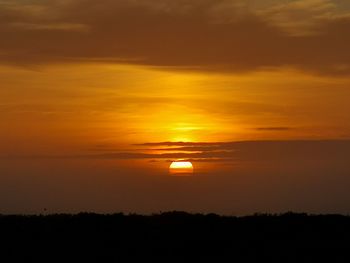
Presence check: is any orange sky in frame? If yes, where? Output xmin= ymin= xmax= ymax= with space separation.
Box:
xmin=2 ymin=64 xmax=350 ymax=154
xmin=1 ymin=0 xmax=350 ymax=214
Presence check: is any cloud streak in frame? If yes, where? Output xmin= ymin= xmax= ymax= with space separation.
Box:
xmin=254 ymin=127 xmax=292 ymax=131
xmin=4 ymin=141 xmax=350 ymax=168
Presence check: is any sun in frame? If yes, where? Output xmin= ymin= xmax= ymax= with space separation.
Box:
xmin=169 ymin=161 xmax=194 ymax=176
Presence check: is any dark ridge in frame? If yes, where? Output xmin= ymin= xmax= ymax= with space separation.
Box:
xmin=1 ymin=212 xmax=350 ymax=262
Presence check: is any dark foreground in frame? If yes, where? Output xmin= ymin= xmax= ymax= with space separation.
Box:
xmin=1 ymin=212 xmax=350 ymax=262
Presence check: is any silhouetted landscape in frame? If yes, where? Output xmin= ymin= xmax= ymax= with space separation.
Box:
xmin=1 ymin=212 xmax=350 ymax=262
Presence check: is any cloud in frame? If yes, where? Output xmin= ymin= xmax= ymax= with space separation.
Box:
xmin=254 ymin=127 xmax=292 ymax=131
xmin=6 ymin=140 xmax=350 ymax=169
xmin=9 ymin=22 xmax=89 ymax=32
xmin=259 ymin=0 xmax=345 ymax=36
xmin=0 ymin=0 xmax=350 ymax=75
xmin=134 ymin=142 xmax=225 ymax=147
xmin=132 ymin=140 xmax=350 ymax=164
xmin=90 ymin=151 xmax=235 ymax=160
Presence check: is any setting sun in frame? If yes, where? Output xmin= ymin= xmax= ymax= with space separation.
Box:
xmin=169 ymin=161 xmax=194 ymax=175
xmin=2 ymin=0 xmax=350 ymax=223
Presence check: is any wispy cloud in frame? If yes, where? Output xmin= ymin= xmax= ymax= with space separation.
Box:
xmin=9 ymin=22 xmax=89 ymax=32
xmin=259 ymin=0 xmax=345 ymax=36
xmin=4 ymin=140 xmax=350 ymax=168
xmin=254 ymin=127 xmax=292 ymax=131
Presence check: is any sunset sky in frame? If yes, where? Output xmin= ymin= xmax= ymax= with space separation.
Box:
xmin=1 ymin=0 xmax=350 ymax=215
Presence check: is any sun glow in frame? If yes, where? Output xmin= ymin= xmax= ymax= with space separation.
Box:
xmin=169 ymin=161 xmax=194 ymax=175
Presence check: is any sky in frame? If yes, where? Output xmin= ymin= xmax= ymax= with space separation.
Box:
xmin=1 ymin=0 xmax=350 ymax=215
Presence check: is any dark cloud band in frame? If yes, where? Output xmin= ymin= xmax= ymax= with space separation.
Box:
xmin=0 ymin=0 xmax=350 ymax=75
